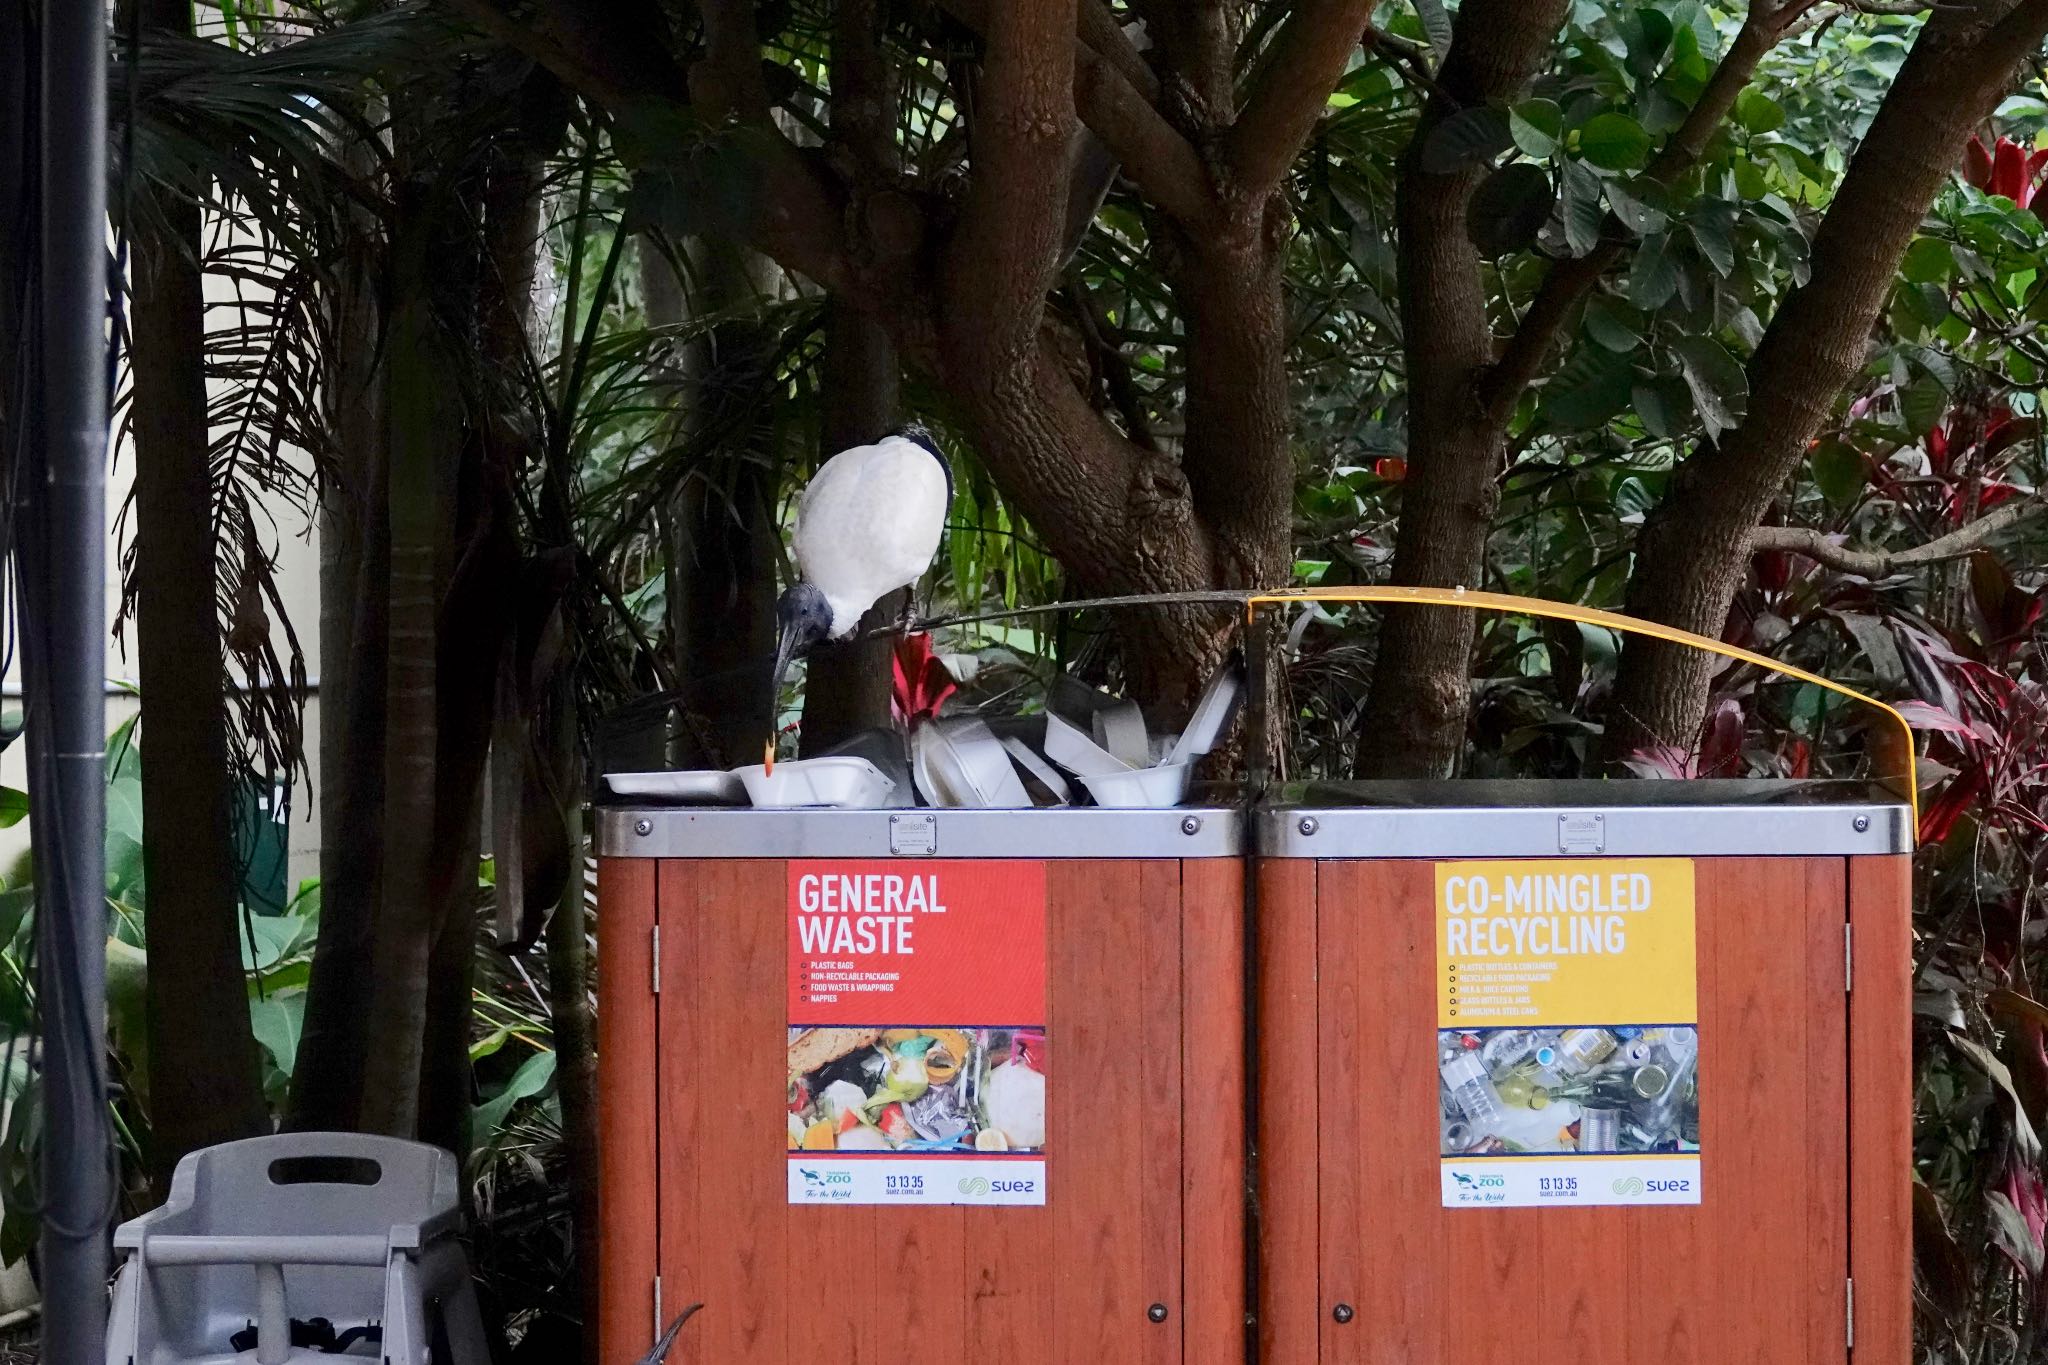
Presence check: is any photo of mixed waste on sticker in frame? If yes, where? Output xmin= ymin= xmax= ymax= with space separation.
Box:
xmin=787 ymin=1026 xmax=1047 ymax=1154
xmin=1439 ymin=1025 xmax=1700 ymax=1156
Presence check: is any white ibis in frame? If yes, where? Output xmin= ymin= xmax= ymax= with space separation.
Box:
xmin=770 ymin=423 xmax=952 ymax=711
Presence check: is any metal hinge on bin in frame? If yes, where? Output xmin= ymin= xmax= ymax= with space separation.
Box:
xmin=654 ymin=1274 xmax=663 ymax=1343
xmin=652 ymin=926 xmax=661 ymax=995
xmin=1845 ymin=924 xmax=1853 ymax=994
xmin=1846 ymin=1276 xmax=1854 ymax=1348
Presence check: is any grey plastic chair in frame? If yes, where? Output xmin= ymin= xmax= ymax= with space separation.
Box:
xmin=105 ymin=1132 xmax=489 ymax=1364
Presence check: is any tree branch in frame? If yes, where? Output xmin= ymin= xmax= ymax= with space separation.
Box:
xmin=1362 ymin=24 xmax=1443 ymax=98
xmin=942 ymin=0 xmax=1213 ymax=226
xmin=1224 ymin=0 xmax=1377 ymax=196
xmin=690 ymin=0 xmax=769 ymax=119
xmin=441 ymin=0 xmax=855 ymax=293
xmin=1078 ymin=0 xmax=1161 ymax=102
xmin=1481 ymin=1 xmax=1804 ymax=417
xmin=944 ymin=1 xmax=1078 ymax=365
xmin=1073 ymin=42 xmax=1215 ymax=223
xmin=1751 ymin=495 xmax=2048 ymax=576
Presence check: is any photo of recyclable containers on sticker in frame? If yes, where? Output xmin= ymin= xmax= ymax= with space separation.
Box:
xmin=1438 ymin=1025 xmax=1699 ymax=1156
xmin=1434 ymin=859 xmax=1701 ymax=1206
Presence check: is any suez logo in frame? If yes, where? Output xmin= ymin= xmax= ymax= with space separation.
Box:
xmin=1611 ymin=1175 xmax=1694 ymax=1196
xmin=958 ymin=1175 xmax=1038 ymax=1197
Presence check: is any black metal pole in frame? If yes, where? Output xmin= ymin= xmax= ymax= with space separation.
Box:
xmin=31 ymin=0 xmax=111 ymax=1358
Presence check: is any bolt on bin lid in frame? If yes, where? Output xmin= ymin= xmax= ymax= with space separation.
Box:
xmin=597 ymin=804 xmax=1243 ymax=859
xmin=1257 ymin=778 xmax=1911 ymax=858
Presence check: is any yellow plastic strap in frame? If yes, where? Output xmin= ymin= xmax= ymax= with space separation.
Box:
xmin=1244 ymin=585 xmax=1919 ymax=840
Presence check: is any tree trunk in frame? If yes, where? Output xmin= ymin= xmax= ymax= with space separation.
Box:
xmin=357 ymin=281 xmax=448 ymax=1139
xmin=800 ymin=304 xmax=902 ymax=753
xmin=1356 ymin=0 xmax=1569 ymax=779
xmin=1607 ymin=0 xmax=2048 ymax=758
xmin=647 ymin=238 xmax=781 ymax=769
xmin=294 ymin=111 xmax=389 ymax=1133
xmin=129 ymin=0 xmax=270 ymax=1185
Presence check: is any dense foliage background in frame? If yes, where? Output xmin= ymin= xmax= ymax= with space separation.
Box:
xmin=5 ymin=0 xmax=2048 ymax=1358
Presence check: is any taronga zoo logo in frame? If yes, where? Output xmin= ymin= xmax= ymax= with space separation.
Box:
xmin=957 ymin=1176 xmax=991 ymax=1197
xmin=1449 ymin=1170 xmax=1507 ymax=1203
xmin=1611 ymin=1176 xmax=1647 ymax=1197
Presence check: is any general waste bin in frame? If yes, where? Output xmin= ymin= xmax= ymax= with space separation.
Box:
xmin=596 ymin=806 xmax=1246 ymax=1365
xmin=1253 ymin=780 xmax=1912 ymax=1365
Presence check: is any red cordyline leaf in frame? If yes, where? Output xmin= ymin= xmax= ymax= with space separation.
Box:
xmin=1965 ymin=135 xmax=1995 ymax=190
xmin=1920 ymin=762 xmax=1987 ymax=844
xmin=1699 ymin=696 xmax=1746 ymax=778
xmin=1994 ymin=136 xmax=2038 ymax=207
xmin=891 ymin=632 xmax=956 ymax=727
xmin=1374 ymin=456 xmax=1408 ymax=482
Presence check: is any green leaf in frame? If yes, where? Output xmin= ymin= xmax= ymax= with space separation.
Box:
xmin=1560 ymin=159 xmax=1605 ymax=256
xmin=1672 ymin=336 xmax=1749 ymax=440
xmin=1899 ymin=373 xmax=1947 ymax=436
xmin=1584 ymin=296 xmax=1642 ymax=352
xmin=472 ymin=1049 xmax=557 ymax=1142
xmin=0 ymin=789 xmax=27 ymax=831
xmin=1412 ymin=0 xmax=1453 ymax=59
xmin=1628 ymin=233 xmax=1679 ymax=310
xmin=106 ymin=936 xmax=150 ymax=1099
xmin=1509 ymin=98 xmax=1563 ymax=158
xmin=250 ymin=994 xmax=307 ymax=1076
xmin=1809 ymin=439 xmax=1867 ymax=505
xmin=1733 ymin=88 xmax=1785 ymax=135
xmin=1689 ymin=201 xmax=1738 ymax=277
xmin=1421 ymin=106 xmax=1511 ymax=174
xmin=1625 ymin=7 xmax=1674 ymax=78
xmin=1544 ymin=344 xmax=1636 ymax=429
xmin=1633 ymin=379 xmax=1691 ymax=439
xmin=1605 ymin=180 xmax=1667 ymax=236
xmin=1578 ymin=112 xmax=1651 ymax=171
xmin=1899 ymin=282 xmax=1949 ymax=328
xmin=1900 ymin=237 xmax=1954 ymax=285
xmin=1467 ymin=163 xmax=1555 ymax=256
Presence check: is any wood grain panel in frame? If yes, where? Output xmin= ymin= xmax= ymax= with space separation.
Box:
xmin=647 ymin=854 xmax=1210 ymax=1363
xmin=1304 ymin=855 xmax=1849 ymax=1365
xmin=1182 ymin=859 xmax=1246 ymax=1365
xmin=1140 ymin=860 xmax=1185 ymax=1365
xmin=1050 ymin=860 xmax=1150 ymax=1359
xmin=597 ymin=857 xmax=658 ymax=1365
xmin=1320 ymin=860 xmax=1440 ymax=1365
xmin=652 ymin=859 xmax=704 ymax=1365
xmin=1850 ymin=854 xmax=1913 ymax=1365
xmin=660 ymin=860 xmax=788 ymax=1362
xmin=1254 ymin=858 xmax=1320 ymax=1363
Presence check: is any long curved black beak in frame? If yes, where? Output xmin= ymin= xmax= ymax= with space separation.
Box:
xmin=769 ymin=614 xmax=806 ymax=723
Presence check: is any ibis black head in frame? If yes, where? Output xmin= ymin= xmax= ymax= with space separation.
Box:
xmin=770 ymin=581 xmax=834 ymax=711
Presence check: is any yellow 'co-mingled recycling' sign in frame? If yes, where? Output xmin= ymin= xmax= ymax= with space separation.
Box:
xmin=1434 ymin=859 xmax=1701 ymax=1209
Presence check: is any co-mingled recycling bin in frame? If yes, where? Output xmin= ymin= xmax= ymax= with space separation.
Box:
xmin=1253 ymin=780 xmax=1912 ymax=1365
xmin=596 ymin=806 xmax=1245 ymax=1364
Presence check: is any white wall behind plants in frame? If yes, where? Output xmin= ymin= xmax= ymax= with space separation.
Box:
xmin=0 ymin=288 xmax=326 ymax=896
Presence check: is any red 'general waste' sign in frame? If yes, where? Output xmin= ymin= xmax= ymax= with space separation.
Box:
xmin=786 ymin=860 xmax=1046 ymax=1026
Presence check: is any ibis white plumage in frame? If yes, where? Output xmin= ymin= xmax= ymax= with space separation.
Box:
xmin=770 ymin=424 xmax=952 ymax=705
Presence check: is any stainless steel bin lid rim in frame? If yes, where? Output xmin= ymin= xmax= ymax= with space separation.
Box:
xmin=1261 ymin=779 xmax=1910 ymax=858
xmin=596 ymin=805 xmax=1244 ymax=858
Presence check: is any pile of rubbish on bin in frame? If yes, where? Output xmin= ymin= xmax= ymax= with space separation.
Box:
xmin=606 ymin=638 xmax=1241 ymax=810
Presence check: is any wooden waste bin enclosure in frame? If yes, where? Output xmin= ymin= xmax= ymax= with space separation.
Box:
xmin=1254 ymin=781 xmax=1912 ymax=1365
xmin=595 ymin=806 xmax=1246 ymax=1365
